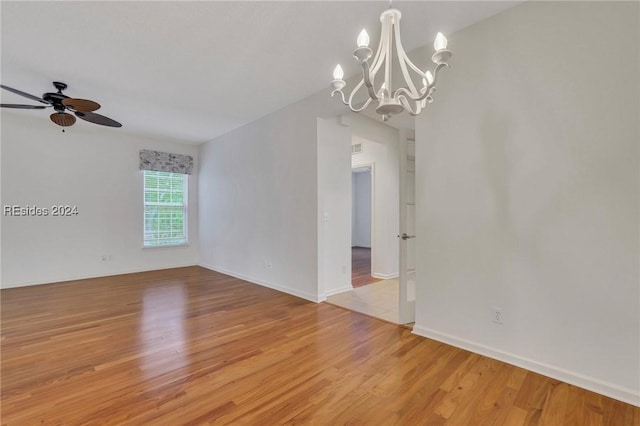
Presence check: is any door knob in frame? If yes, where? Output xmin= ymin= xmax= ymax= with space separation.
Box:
xmin=400 ymin=233 xmax=415 ymax=240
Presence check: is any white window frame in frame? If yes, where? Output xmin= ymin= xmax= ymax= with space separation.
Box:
xmin=143 ymin=170 xmax=188 ymax=247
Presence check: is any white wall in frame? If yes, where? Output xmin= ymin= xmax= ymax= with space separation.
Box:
xmin=348 ymin=114 xmax=400 ymax=279
xmin=413 ymin=1 xmax=639 ymax=405
xmin=1 ymin=113 xmax=199 ymax=288
xmin=352 ymin=170 xmax=371 ymax=248
xmin=198 ymin=91 xmax=345 ymax=302
xmin=317 ymin=118 xmax=352 ymax=297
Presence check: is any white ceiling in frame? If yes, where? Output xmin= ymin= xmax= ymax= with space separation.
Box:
xmin=1 ymin=1 xmax=520 ymax=145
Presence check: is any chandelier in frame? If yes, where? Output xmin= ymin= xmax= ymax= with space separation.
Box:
xmin=330 ymin=5 xmax=452 ymax=120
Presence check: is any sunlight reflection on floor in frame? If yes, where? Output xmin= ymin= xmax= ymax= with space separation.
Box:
xmin=140 ymin=284 xmax=188 ymax=379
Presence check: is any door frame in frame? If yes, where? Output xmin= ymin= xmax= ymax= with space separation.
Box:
xmin=398 ymin=136 xmax=416 ymax=324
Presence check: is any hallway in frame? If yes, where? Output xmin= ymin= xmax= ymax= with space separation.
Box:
xmin=351 ymin=247 xmax=380 ymax=288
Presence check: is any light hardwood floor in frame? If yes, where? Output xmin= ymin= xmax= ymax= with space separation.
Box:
xmin=352 ymin=247 xmax=381 ymax=288
xmin=1 ymin=266 xmax=638 ymax=425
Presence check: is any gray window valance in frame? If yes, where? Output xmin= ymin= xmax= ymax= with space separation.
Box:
xmin=139 ymin=149 xmax=193 ymax=175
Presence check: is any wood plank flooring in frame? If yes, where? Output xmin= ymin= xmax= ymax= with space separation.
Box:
xmin=1 ymin=266 xmax=638 ymax=425
xmin=352 ymin=247 xmax=381 ymax=288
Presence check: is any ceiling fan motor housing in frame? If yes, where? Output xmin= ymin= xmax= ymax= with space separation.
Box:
xmin=43 ymin=84 xmax=70 ymax=112
xmin=52 ymin=81 xmax=67 ymax=92
xmin=44 ymin=98 xmax=67 ymax=112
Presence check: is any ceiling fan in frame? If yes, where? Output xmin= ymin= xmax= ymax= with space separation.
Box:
xmin=1 ymin=81 xmax=122 ymax=128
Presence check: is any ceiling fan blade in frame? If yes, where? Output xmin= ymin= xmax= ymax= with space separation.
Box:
xmin=1 ymin=103 xmax=48 ymax=109
xmin=75 ymin=111 xmax=122 ymax=127
xmin=1 ymin=85 xmax=50 ymax=104
xmin=62 ymin=98 xmax=101 ymax=112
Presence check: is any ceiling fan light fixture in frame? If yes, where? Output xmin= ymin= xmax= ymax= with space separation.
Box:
xmin=50 ymin=112 xmax=76 ymax=127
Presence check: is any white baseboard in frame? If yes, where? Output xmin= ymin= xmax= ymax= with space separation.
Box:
xmin=372 ymin=272 xmax=399 ymax=280
xmin=325 ymin=284 xmax=353 ymax=297
xmin=412 ymin=325 xmax=640 ymax=407
xmin=198 ymin=263 xmax=322 ymax=303
xmin=1 ymin=263 xmax=197 ymax=289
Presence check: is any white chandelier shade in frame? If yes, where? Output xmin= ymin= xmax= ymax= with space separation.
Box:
xmin=331 ymin=8 xmax=452 ymax=120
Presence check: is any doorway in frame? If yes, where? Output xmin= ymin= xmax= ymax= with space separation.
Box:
xmin=319 ymin=116 xmax=414 ymax=325
xmin=325 ymin=134 xmax=402 ymax=324
xmin=351 ymin=166 xmax=378 ymax=288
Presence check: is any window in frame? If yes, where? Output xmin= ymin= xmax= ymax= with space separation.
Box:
xmin=143 ymin=170 xmax=187 ymax=247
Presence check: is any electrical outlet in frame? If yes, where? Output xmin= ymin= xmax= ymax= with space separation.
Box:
xmin=492 ymin=308 xmax=503 ymax=325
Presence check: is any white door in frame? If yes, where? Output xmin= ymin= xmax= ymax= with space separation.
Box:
xmin=399 ymin=138 xmax=416 ymax=324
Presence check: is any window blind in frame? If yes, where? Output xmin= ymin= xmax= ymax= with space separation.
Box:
xmin=143 ymin=170 xmax=187 ymax=246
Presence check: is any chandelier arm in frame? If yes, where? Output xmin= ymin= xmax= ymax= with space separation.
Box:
xmin=393 ymin=18 xmax=419 ymax=97
xmin=392 ymin=62 xmax=448 ymax=102
xmin=369 ymin=17 xmax=390 ymax=85
xmin=332 ymin=85 xmax=373 ymax=113
xmin=370 ymin=33 xmax=385 ymax=74
xmin=347 ymin=80 xmax=378 ymax=112
xmin=430 ymin=62 xmax=449 ymax=88
xmin=398 ymin=94 xmax=421 ymax=116
xmin=384 ymin=18 xmax=392 ymax=94
xmin=348 ymin=79 xmax=367 ymax=108
xmin=395 ymin=87 xmax=425 ymax=103
xmin=331 ymin=89 xmax=349 ymax=105
xmin=349 ymin=97 xmax=374 ymax=113
xmin=397 ymin=44 xmax=428 ymax=77
xmin=361 ymin=62 xmax=379 ymax=101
